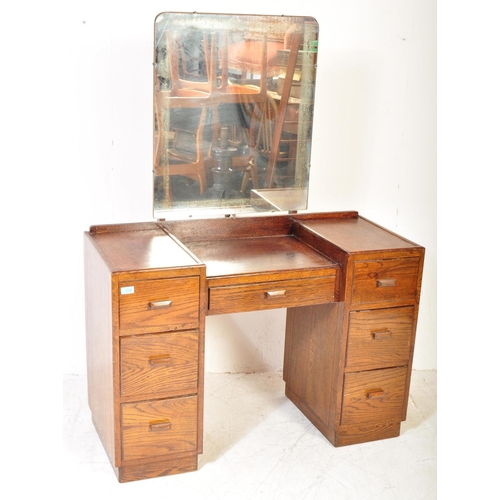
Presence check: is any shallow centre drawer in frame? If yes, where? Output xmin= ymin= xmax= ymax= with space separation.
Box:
xmin=120 ymin=331 xmax=199 ymax=399
xmin=208 ymin=275 xmax=336 ymax=315
xmin=345 ymin=306 xmax=414 ymax=371
xmin=341 ymin=366 xmax=407 ymax=426
xmin=119 ymin=277 xmax=200 ymax=332
xmin=121 ymin=395 xmax=198 ymax=461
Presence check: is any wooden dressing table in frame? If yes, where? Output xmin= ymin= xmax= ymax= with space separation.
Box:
xmin=84 ymin=12 xmax=424 ymax=482
xmin=84 ymin=211 xmax=424 ymax=482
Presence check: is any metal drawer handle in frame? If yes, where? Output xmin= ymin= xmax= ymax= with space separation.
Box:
xmin=148 ymin=300 xmax=173 ymax=310
xmin=149 ymin=420 xmax=171 ymax=432
xmin=371 ymin=329 xmax=392 ymax=340
xmin=376 ymin=278 xmax=396 ymax=287
xmin=265 ymin=290 xmax=287 ymax=298
xmin=365 ymin=388 xmax=385 ymax=399
xmin=149 ymin=354 xmax=172 ymax=367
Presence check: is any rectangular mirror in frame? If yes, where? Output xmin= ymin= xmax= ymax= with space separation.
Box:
xmin=153 ymin=12 xmax=319 ymax=218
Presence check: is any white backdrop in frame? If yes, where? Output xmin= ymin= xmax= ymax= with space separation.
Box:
xmin=2 ymin=1 xmax=437 ymax=375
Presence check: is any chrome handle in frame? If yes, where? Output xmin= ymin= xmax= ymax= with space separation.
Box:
xmin=265 ymin=290 xmax=287 ymax=298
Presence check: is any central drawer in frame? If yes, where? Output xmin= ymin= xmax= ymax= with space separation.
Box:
xmin=121 ymin=396 xmax=198 ymax=461
xmin=208 ymin=275 xmax=336 ymax=315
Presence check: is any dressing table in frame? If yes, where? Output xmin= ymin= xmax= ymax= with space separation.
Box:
xmin=84 ymin=12 xmax=424 ymax=483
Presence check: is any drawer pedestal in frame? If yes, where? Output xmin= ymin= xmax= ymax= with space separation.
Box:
xmin=85 ymin=212 xmax=424 ymax=481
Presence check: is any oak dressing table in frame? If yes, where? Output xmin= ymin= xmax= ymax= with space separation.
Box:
xmin=84 ymin=13 xmax=424 ymax=483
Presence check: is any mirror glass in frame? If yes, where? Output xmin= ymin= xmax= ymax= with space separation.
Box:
xmin=153 ymin=12 xmax=319 ymax=218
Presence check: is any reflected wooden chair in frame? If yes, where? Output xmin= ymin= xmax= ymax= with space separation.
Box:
xmin=153 ymin=104 xmax=209 ymax=197
xmin=155 ymin=29 xmax=274 ymax=198
xmin=154 ymin=31 xmax=214 ymax=201
xmin=154 ymin=25 xmax=305 ymax=199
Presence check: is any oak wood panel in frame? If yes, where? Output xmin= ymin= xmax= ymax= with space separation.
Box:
xmin=116 ymin=266 xmax=204 ymax=283
xmin=195 ymin=266 xmax=207 ymax=455
xmin=341 ymin=367 xmax=407 ymax=426
xmin=84 ymin=212 xmax=425 ymax=480
xmin=206 ymin=267 xmax=337 ymax=288
xmin=345 ymin=306 xmax=414 ymax=372
xmin=89 ymin=228 xmax=199 ymax=272
xmin=297 ymin=217 xmax=420 ymax=253
xmin=121 ymin=396 xmax=198 ymax=461
xmin=328 ymin=260 xmax=355 ymax=428
xmin=111 ymin=275 xmax=123 ymax=464
xmin=117 ymin=453 xmax=198 ymax=482
xmin=351 ymin=257 xmax=420 ymax=306
xmin=84 ymin=235 xmax=116 ymax=465
xmin=209 ymin=275 xmax=336 ymax=315
xmin=284 ymin=302 xmax=344 ymax=426
xmin=292 ymin=220 xmax=349 ymax=300
xmin=90 ymin=221 xmax=163 ymax=234
xmin=162 ymin=215 xmax=295 ymax=242
xmin=285 ymin=385 xmax=336 ymax=445
xmin=120 ymin=331 xmax=199 ymax=399
xmin=335 ymin=421 xmax=401 ymax=447
xmin=185 ymin=235 xmax=337 ymax=278
xmin=401 ymin=249 xmax=425 ymax=420
xmin=294 ymin=211 xmax=359 ymax=221
xmin=119 ymin=277 xmax=200 ymax=332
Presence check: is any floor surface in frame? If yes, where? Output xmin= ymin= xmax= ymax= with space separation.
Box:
xmin=63 ymin=370 xmax=436 ymax=500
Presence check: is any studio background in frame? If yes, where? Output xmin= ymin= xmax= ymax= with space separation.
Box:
xmin=42 ymin=0 xmax=435 ymax=376
xmin=5 ymin=2 xmax=499 ymax=497
xmin=2 ymin=0 xmax=436 ymax=403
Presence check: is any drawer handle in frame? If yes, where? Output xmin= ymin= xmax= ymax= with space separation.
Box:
xmin=365 ymin=388 xmax=385 ymax=399
xmin=376 ymin=278 xmax=396 ymax=287
xmin=148 ymin=300 xmax=173 ymax=310
xmin=149 ymin=420 xmax=171 ymax=432
xmin=265 ymin=290 xmax=287 ymax=298
xmin=371 ymin=329 xmax=392 ymax=340
xmin=149 ymin=354 xmax=172 ymax=367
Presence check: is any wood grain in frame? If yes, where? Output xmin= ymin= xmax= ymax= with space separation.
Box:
xmin=345 ymin=306 xmax=414 ymax=371
xmin=351 ymin=257 xmax=420 ymax=305
xmin=121 ymin=396 xmax=198 ymax=461
xmin=117 ymin=453 xmax=198 ymax=482
xmin=284 ymin=302 xmax=343 ymax=425
xmin=119 ymin=277 xmax=200 ymax=332
xmin=185 ymin=235 xmax=336 ymax=278
xmin=84 ymin=234 xmax=116 ymax=465
xmin=209 ymin=275 xmax=336 ymax=314
xmin=341 ymin=366 xmax=407 ymax=426
xmin=85 ymin=211 xmax=425 ymax=481
xmin=120 ymin=331 xmax=199 ymax=399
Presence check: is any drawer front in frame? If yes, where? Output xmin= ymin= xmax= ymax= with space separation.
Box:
xmin=341 ymin=367 xmax=407 ymax=426
xmin=120 ymin=331 xmax=199 ymax=399
xmin=208 ymin=275 xmax=336 ymax=315
xmin=345 ymin=307 xmax=414 ymax=371
xmin=119 ymin=277 xmax=199 ymax=332
xmin=351 ymin=257 xmax=419 ymax=305
xmin=121 ymin=396 xmax=197 ymax=461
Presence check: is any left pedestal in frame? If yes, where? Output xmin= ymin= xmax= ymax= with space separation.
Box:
xmin=84 ymin=224 xmax=207 ymax=482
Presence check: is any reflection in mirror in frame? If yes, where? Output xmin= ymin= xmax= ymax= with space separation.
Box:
xmin=153 ymin=12 xmax=318 ymax=218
